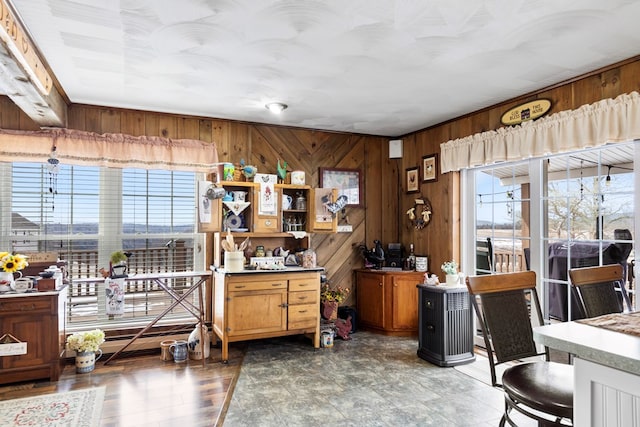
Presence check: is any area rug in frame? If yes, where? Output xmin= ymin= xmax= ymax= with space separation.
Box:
xmin=0 ymin=386 xmax=105 ymax=427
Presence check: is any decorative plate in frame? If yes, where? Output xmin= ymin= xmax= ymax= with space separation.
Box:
xmin=224 ymin=214 xmax=242 ymax=230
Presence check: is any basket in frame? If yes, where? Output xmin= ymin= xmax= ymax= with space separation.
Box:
xmin=233 ymin=167 xmax=245 ymax=182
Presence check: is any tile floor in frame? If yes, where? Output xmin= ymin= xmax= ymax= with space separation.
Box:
xmin=223 ymin=331 xmax=540 ymax=426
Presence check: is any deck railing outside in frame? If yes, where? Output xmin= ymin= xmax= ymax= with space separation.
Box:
xmin=65 ymin=244 xmax=194 ymax=324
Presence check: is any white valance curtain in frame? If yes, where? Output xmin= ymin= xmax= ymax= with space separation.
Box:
xmin=0 ymin=127 xmax=218 ymax=172
xmin=440 ymin=91 xmax=640 ymax=173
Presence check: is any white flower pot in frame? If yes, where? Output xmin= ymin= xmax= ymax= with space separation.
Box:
xmin=446 ymin=274 xmax=459 ymax=286
xmin=0 ymin=271 xmax=18 ymax=292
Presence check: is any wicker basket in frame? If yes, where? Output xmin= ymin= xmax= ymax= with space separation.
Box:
xmin=233 ymin=167 xmax=245 ymax=182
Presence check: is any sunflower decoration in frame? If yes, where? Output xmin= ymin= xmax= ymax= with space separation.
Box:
xmin=0 ymin=252 xmax=29 ymax=273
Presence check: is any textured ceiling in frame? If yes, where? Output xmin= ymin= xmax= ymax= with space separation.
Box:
xmin=9 ymin=0 xmax=640 ymax=137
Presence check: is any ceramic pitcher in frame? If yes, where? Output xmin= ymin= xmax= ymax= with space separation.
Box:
xmin=282 ymin=194 xmax=293 ymax=210
xmin=0 ymin=271 xmax=20 ymax=292
xmin=170 ymin=340 xmax=188 ymax=363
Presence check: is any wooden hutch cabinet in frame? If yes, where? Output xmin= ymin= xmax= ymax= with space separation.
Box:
xmin=355 ymin=269 xmax=423 ymax=336
xmin=0 ymin=287 xmax=67 ymax=384
xmin=213 ymin=269 xmax=321 ymax=362
xmin=204 ymin=174 xmax=339 ymax=361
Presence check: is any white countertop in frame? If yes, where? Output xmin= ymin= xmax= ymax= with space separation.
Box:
xmin=212 ymin=266 xmax=324 ymax=274
xmin=533 ymin=320 xmax=640 ymax=376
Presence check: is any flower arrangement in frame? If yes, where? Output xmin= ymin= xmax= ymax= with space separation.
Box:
xmin=0 ymin=252 xmax=28 ymax=273
xmin=66 ymin=329 xmax=105 ymax=353
xmin=321 ymin=282 xmax=350 ymax=304
xmin=441 ymin=260 xmax=458 ymax=275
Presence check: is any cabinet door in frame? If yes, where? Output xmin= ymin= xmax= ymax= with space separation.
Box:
xmin=1 ymin=312 xmax=56 ymax=370
xmin=227 ymin=289 xmax=287 ymax=336
xmin=309 ymin=188 xmax=338 ymax=232
xmin=356 ymin=272 xmax=385 ymax=328
xmin=391 ymin=274 xmax=421 ymax=330
xmin=252 ymin=184 xmax=279 ymax=233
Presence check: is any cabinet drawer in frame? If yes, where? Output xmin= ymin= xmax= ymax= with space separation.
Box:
xmin=289 ymin=290 xmax=317 ymax=305
xmin=288 ymin=303 xmax=317 ymax=329
xmin=0 ymin=298 xmax=53 ymax=313
xmin=253 ymin=217 xmax=279 ymax=233
xmin=289 ymin=278 xmax=319 ymax=291
xmin=228 ymin=280 xmax=286 ymax=292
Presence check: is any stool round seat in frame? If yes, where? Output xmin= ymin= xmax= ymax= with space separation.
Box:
xmin=502 ymin=361 xmax=574 ymax=421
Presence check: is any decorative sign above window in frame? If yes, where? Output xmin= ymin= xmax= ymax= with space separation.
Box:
xmin=500 ymin=99 xmax=552 ymax=126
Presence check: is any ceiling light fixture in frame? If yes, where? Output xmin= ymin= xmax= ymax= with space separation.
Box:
xmin=265 ymin=102 xmax=287 ymax=114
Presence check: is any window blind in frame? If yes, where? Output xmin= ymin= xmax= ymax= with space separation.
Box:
xmin=3 ymin=161 xmax=203 ymax=330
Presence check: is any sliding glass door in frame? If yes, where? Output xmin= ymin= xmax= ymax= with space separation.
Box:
xmin=464 ymin=140 xmax=637 ymax=344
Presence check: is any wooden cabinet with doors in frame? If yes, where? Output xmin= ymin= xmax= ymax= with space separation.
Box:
xmin=200 ymin=180 xmax=338 ymax=236
xmin=356 ymin=269 xmax=423 ymax=336
xmin=0 ymin=287 xmax=67 ymax=384
xmin=212 ymin=269 xmax=322 ymax=362
xmin=204 ymin=180 xmax=339 ymax=268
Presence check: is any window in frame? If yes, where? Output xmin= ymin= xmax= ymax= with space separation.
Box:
xmin=473 ymin=162 xmax=531 ymax=276
xmin=464 ymin=140 xmax=637 ymax=328
xmin=542 ymin=145 xmax=635 ymax=321
xmin=1 ymin=161 xmax=204 ymax=331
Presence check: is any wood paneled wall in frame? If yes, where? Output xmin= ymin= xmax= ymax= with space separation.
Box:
xmin=0 ymin=102 xmax=391 ymax=306
xmin=400 ymin=55 xmax=640 ymax=280
xmin=1 ymin=55 xmax=639 ymax=303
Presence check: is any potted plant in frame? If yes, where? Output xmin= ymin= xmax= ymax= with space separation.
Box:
xmin=0 ymin=251 xmax=28 ymax=291
xmin=320 ymin=282 xmax=350 ymax=321
xmin=110 ymin=250 xmax=129 ymax=278
xmin=441 ymin=260 xmax=459 ymax=286
xmin=66 ymin=329 xmax=105 ymax=373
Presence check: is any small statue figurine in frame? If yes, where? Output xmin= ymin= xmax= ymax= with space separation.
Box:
xmin=277 ymin=159 xmax=288 ymax=182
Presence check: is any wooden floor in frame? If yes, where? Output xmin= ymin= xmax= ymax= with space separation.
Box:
xmin=0 ymin=345 xmax=246 ymax=427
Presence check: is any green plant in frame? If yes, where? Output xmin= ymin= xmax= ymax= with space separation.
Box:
xmin=321 ymin=282 xmax=350 ymax=304
xmin=441 ymin=260 xmax=458 ymax=275
xmin=66 ymin=329 xmax=105 ymax=353
xmin=110 ymin=250 xmax=128 ymax=265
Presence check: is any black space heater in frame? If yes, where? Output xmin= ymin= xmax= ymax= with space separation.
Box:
xmin=417 ymin=284 xmax=475 ymax=367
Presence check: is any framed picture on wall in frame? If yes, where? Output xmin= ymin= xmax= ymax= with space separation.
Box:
xmin=319 ymin=167 xmax=362 ymax=206
xmin=422 ymin=153 xmax=438 ymax=182
xmin=406 ymin=166 xmax=419 ymax=193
